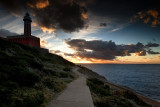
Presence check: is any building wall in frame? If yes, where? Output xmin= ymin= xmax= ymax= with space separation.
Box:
xmin=8 ymin=36 xmax=40 ymax=48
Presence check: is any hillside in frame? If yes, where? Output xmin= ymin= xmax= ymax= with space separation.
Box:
xmin=78 ymin=66 xmax=160 ymax=107
xmin=0 ymin=38 xmax=77 ymax=107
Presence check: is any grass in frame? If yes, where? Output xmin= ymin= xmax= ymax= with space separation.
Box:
xmin=43 ymin=76 xmax=67 ymax=92
xmin=0 ymin=38 xmax=76 ymax=107
xmin=87 ymin=78 xmax=151 ymax=107
xmin=87 ymin=78 xmax=110 ymax=97
xmin=123 ymin=90 xmax=151 ymax=106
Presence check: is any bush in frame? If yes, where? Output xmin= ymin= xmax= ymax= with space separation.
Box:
xmin=0 ymin=65 xmax=40 ymax=87
xmin=59 ymin=72 xmax=69 ymax=78
xmin=63 ymin=66 xmax=71 ymax=72
xmin=123 ymin=91 xmax=151 ymax=106
xmin=87 ymin=78 xmax=110 ymax=97
xmin=94 ymin=100 xmax=112 ymax=107
xmin=42 ymin=69 xmax=59 ymax=76
xmin=23 ymin=91 xmax=44 ymax=107
xmin=88 ymin=78 xmax=104 ymax=85
xmin=12 ymin=89 xmax=44 ymax=107
xmin=43 ymin=76 xmax=66 ymax=92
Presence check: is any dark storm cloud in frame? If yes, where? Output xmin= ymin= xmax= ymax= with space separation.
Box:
xmin=0 ymin=0 xmax=88 ymax=32
xmin=148 ymin=49 xmax=160 ymax=54
xmin=1 ymin=0 xmax=160 ymax=32
xmin=100 ymin=23 xmax=107 ymax=27
xmin=0 ymin=29 xmax=18 ymax=37
xmin=65 ymin=39 xmax=160 ymax=60
xmin=146 ymin=42 xmax=159 ymax=47
xmin=0 ymin=0 xmax=24 ymax=15
xmin=64 ymin=53 xmax=74 ymax=57
xmin=87 ymin=0 xmax=160 ymax=18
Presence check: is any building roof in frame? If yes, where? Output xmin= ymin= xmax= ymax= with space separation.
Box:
xmin=7 ymin=35 xmax=40 ymax=40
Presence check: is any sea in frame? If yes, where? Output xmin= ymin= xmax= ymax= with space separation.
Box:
xmin=80 ymin=64 xmax=160 ymax=102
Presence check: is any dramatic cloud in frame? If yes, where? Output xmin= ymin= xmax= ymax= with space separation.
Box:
xmin=148 ymin=49 xmax=160 ymax=54
xmin=100 ymin=23 xmax=107 ymax=27
xmin=0 ymin=29 xmax=18 ymax=37
xmin=64 ymin=53 xmax=74 ymax=57
xmin=133 ymin=9 xmax=160 ymax=27
xmin=134 ymin=50 xmax=146 ymax=56
xmin=145 ymin=42 xmax=159 ymax=47
xmin=0 ymin=0 xmax=88 ymax=32
xmin=65 ymin=39 xmax=160 ymax=60
xmin=0 ymin=0 xmax=24 ymax=16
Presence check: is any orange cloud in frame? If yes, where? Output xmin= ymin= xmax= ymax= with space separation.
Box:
xmin=144 ymin=17 xmax=151 ymax=24
xmin=27 ymin=0 xmax=49 ymax=9
xmin=133 ymin=9 xmax=160 ymax=27
xmin=81 ymin=13 xmax=88 ymax=19
xmin=134 ymin=51 xmax=146 ymax=56
xmin=40 ymin=26 xmax=55 ymax=34
xmin=32 ymin=22 xmax=55 ymax=34
xmin=40 ymin=40 xmax=48 ymax=48
xmin=147 ymin=10 xmax=159 ymax=19
xmin=152 ymin=20 xmax=159 ymax=27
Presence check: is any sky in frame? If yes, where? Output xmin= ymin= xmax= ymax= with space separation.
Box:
xmin=0 ymin=0 xmax=160 ymax=64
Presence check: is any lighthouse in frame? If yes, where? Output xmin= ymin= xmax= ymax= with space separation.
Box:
xmin=23 ymin=13 xmax=32 ymax=36
xmin=7 ymin=13 xmax=40 ymax=48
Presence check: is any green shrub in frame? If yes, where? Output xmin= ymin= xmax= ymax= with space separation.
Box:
xmin=63 ymin=66 xmax=71 ymax=72
xmin=94 ymin=100 xmax=112 ymax=107
xmin=11 ymin=67 xmax=40 ymax=86
xmin=0 ymin=65 xmax=40 ymax=87
xmin=42 ymin=69 xmax=59 ymax=76
xmin=43 ymin=76 xmax=66 ymax=92
xmin=0 ymin=81 xmax=19 ymax=107
xmin=69 ymin=73 xmax=76 ymax=79
xmin=23 ymin=91 xmax=44 ymax=107
xmin=88 ymin=78 xmax=104 ymax=85
xmin=59 ymin=72 xmax=69 ymax=78
xmin=27 ymin=59 xmax=43 ymax=70
xmin=12 ymin=89 xmax=44 ymax=107
xmin=123 ymin=91 xmax=151 ymax=106
xmin=17 ymin=60 xmax=28 ymax=67
xmin=87 ymin=78 xmax=110 ymax=97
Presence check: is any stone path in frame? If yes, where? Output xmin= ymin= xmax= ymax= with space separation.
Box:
xmin=47 ymin=67 xmax=94 ymax=107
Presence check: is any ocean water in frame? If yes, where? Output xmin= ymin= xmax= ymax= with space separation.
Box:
xmin=80 ymin=64 xmax=160 ymax=102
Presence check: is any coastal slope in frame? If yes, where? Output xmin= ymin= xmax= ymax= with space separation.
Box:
xmin=0 ymin=38 xmax=77 ymax=107
xmin=78 ymin=65 xmax=160 ymax=107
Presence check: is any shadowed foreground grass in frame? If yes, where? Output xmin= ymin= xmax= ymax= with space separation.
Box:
xmin=0 ymin=38 xmax=77 ymax=107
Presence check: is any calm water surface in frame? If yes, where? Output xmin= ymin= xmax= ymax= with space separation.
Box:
xmin=80 ymin=64 xmax=160 ymax=102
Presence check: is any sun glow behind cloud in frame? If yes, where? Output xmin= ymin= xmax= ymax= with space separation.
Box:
xmin=0 ymin=4 xmax=160 ymax=64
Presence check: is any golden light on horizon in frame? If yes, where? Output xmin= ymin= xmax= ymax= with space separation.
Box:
xmin=134 ymin=51 xmax=145 ymax=56
xmin=51 ymin=51 xmax=160 ymax=64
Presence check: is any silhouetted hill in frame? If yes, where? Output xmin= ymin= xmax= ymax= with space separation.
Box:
xmin=0 ymin=38 xmax=77 ymax=107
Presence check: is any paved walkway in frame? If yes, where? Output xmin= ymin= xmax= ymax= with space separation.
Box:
xmin=47 ymin=67 xmax=94 ymax=107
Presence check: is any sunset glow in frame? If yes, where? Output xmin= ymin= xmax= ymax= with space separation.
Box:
xmin=0 ymin=0 xmax=160 ymax=64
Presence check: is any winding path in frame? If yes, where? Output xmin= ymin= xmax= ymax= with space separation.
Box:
xmin=47 ymin=67 xmax=94 ymax=107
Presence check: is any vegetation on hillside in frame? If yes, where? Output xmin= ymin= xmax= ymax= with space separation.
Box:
xmin=0 ymin=38 xmax=77 ymax=107
xmin=87 ymin=78 xmax=151 ymax=107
